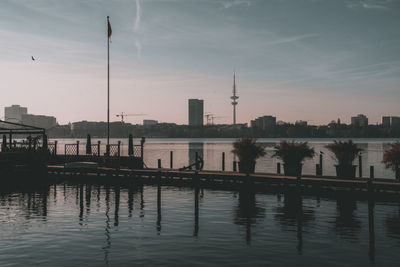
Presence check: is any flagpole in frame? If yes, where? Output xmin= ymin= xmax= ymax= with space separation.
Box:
xmin=106 ymin=16 xmax=110 ymax=156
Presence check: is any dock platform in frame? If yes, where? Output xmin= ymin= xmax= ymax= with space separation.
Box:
xmin=47 ymin=166 xmax=400 ymax=195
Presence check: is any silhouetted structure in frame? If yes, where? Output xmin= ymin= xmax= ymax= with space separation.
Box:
xmin=188 ymin=99 xmax=204 ymax=126
xmin=231 ymin=72 xmax=239 ymax=126
xmin=4 ymin=104 xmax=27 ymax=123
xmin=351 ymin=114 xmax=368 ymax=127
xmin=251 ymin=115 xmax=276 ymax=131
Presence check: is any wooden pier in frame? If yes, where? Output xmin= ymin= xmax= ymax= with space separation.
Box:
xmin=47 ymin=166 xmax=400 ymax=196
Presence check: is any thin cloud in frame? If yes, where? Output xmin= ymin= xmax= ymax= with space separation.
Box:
xmin=135 ymin=40 xmax=142 ymax=59
xmin=134 ymin=0 xmax=141 ymax=32
xmin=218 ymin=0 xmax=253 ymax=9
xmin=134 ymin=0 xmax=142 ymax=59
xmin=265 ymin=33 xmax=318 ymax=46
xmin=346 ymin=0 xmax=392 ymax=9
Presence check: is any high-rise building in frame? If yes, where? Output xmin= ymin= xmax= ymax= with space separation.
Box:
xmin=4 ymin=105 xmax=27 ymax=123
xmin=188 ymin=99 xmax=204 ymax=126
xmin=391 ymin=117 xmax=400 ymax=127
xmin=382 ymin=116 xmax=391 ymax=127
xmin=351 ymin=114 xmax=368 ymax=127
xmin=251 ymin=115 xmax=276 ymax=130
xmin=4 ymin=104 xmax=57 ymax=129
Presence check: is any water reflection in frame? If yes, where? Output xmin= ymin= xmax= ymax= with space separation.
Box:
xmin=385 ymin=206 xmax=400 ymax=241
xmin=332 ymin=197 xmax=361 ymax=239
xmin=275 ymin=190 xmax=315 ymax=254
xmin=114 ymin=184 xmax=120 ymax=226
xmin=79 ymin=184 xmax=84 ymax=225
xmin=86 ymin=184 xmax=92 ymax=217
xmin=194 ymin=185 xmax=199 ymax=237
xmin=0 ymin=185 xmax=51 ymax=221
xmin=368 ymin=199 xmax=375 ymax=262
xmin=103 ymin=184 xmax=111 ymax=265
xmin=2 ymin=182 xmax=400 ymax=265
xmin=127 ymin=183 xmax=143 ymax=217
xmin=233 ymin=186 xmax=266 ymax=244
xmin=157 ymin=184 xmax=161 ymax=233
xmin=140 ymin=185 xmax=145 ymax=218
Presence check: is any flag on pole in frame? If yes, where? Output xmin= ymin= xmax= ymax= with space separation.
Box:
xmin=108 ymin=19 xmax=112 ymax=39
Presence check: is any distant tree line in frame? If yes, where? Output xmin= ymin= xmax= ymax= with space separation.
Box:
xmin=47 ymin=121 xmax=400 ymax=139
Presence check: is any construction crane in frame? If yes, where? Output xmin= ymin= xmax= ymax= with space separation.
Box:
xmin=116 ymin=112 xmax=147 ymax=123
xmin=210 ymin=116 xmax=227 ymax=125
xmin=204 ymin=113 xmax=213 ymax=125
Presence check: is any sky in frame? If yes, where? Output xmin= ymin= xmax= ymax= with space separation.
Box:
xmin=0 ymin=0 xmax=399 ymax=125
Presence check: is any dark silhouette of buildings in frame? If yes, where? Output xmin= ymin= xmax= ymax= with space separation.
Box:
xmin=351 ymin=114 xmax=368 ymax=127
xmin=188 ymin=99 xmax=204 ymax=126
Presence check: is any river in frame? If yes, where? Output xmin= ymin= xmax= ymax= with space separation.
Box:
xmin=0 ymin=182 xmax=399 ymax=266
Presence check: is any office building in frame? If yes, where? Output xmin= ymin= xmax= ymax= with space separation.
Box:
xmin=391 ymin=117 xmax=400 ymax=127
xmin=382 ymin=116 xmax=400 ymax=127
xmin=188 ymin=99 xmax=204 ymax=126
xmin=251 ymin=115 xmax=276 ymax=130
xmin=21 ymin=114 xmax=57 ymax=129
xmin=4 ymin=105 xmax=27 ymax=123
xmin=382 ymin=116 xmax=391 ymax=127
xmin=351 ymin=114 xmax=368 ymax=127
xmin=4 ymin=104 xmax=57 ymax=129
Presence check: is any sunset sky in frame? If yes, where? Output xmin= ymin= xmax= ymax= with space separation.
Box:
xmin=0 ymin=0 xmax=399 ymax=125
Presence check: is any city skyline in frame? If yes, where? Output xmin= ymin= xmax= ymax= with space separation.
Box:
xmin=1 ymin=0 xmax=400 ymax=125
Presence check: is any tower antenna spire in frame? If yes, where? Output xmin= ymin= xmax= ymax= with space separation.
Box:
xmin=231 ymin=71 xmax=239 ymax=126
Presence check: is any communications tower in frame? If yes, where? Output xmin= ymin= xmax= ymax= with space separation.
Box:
xmin=231 ymin=72 xmax=239 ymax=126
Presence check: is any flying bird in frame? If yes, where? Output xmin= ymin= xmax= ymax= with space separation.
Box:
xmin=31 ymin=56 xmax=35 ymax=61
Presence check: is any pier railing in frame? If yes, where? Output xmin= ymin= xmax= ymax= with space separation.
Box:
xmin=0 ymin=141 xmax=49 ymax=152
xmin=59 ymin=141 xmax=142 ymax=158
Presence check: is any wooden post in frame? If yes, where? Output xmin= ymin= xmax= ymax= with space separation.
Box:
xmin=396 ymin=165 xmax=400 ymax=180
xmin=76 ymin=141 xmax=80 ymax=156
xmin=370 ymin=166 xmax=374 ymax=180
xmin=233 ymin=161 xmax=237 ymax=172
xmin=9 ymin=132 xmax=12 ymax=149
xmin=359 ymin=154 xmax=363 ymax=178
xmin=140 ymin=137 xmax=145 ymax=159
xmin=64 ymin=144 xmax=67 ymax=156
xmin=319 ymin=153 xmax=323 ymax=176
xmin=158 ymin=159 xmax=161 ymax=169
xmin=316 ymin=164 xmax=320 ymax=176
xmin=170 ymin=151 xmax=173 ymax=169
xmin=117 ymin=141 xmax=121 ymax=157
xmin=296 ymin=173 xmax=301 ymax=187
xmin=222 ymin=152 xmax=225 ymax=171
xmin=194 ymin=179 xmax=199 ymax=236
xmin=277 ymin=162 xmax=281 ymax=174
xmin=368 ymin=199 xmax=375 ymax=262
xmin=98 ymin=141 xmax=101 ymax=156
xmin=157 ymin=183 xmax=161 ymax=232
xmin=54 ymin=141 xmax=58 ymax=155
xmin=195 ymin=152 xmax=199 ymax=170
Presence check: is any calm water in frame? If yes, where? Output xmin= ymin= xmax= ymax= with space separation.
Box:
xmin=0 ymin=183 xmax=400 ymax=266
xmin=53 ymin=138 xmax=400 ymax=179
